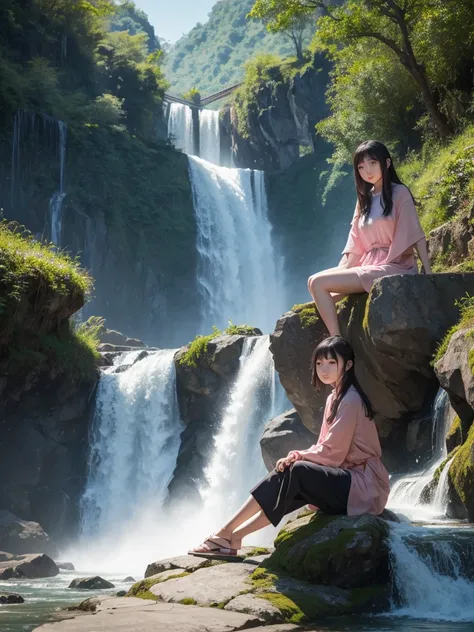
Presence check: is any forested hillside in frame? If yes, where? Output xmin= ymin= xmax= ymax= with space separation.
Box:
xmin=162 ymin=0 xmax=312 ymax=97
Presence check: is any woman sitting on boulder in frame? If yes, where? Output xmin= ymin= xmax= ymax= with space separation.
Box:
xmin=189 ymin=336 xmax=390 ymax=558
xmin=308 ymin=140 xmax=432 ymax=336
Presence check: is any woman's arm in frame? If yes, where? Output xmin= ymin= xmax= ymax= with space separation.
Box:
xmin=415 ymin=237 xmax=432 ymax=274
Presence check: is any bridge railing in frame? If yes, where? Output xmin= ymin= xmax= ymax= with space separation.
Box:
xmin=164 ymin=83 xmax=242 ymax=109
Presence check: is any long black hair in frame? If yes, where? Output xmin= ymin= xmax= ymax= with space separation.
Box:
xmin=311 ymin=336 xmax=374 ymax=424
xmin=353 ymin=140 xmax=406 ymax=219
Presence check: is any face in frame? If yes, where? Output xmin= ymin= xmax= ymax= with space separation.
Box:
xmin=316 ymin=353 xmax=350 ymax=386
xmin=357 ymin=156 xmax=383 ymax=185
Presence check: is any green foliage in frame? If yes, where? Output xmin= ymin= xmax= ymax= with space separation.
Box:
xmin=433 ymin=295 xmax=474 ymax=364
xmin=234 ymin=53 xmax=284 ymax=137
xmin=179 ymin=326 xmax=222 ymax=368
xmin=109 ymin=1 xmax=160 ymax=53
xmin=179 ymin=598 xmax=197 ymax=605
xmin=292 ymin=303 xmax=319 ymax=328
xmin=399 ymin=126 xmax=474 ymax=232
xmin=433 ymin=445 xmax=461 ymax=484
xmin=182 ymin=88 xmax=202 ymax=104
xmin=243 ymin=547 xmax=270 ymax=557
xmin=163 ymin=0 xmax=311 ymax=97
xmin=0 ymin=0 xmax=168 ymax=140
xmin=224 ymin=321 xmax=259 ymax=335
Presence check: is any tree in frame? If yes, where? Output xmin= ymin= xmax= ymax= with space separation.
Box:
xmin=249 ymin=0 xmax=474 ymax=138
xmin=249 ymin=2 xmax=316 ymax=62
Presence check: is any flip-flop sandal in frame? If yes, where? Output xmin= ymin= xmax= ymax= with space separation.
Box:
xmin=188 ymin=536 xmax=244 ymax=562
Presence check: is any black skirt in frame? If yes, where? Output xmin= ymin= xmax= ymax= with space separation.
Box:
xmin=250 ymin=460 xmax=351 ymax=527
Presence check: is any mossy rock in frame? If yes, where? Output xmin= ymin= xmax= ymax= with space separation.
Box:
xmin=127 ymin=570 xmax=190 ymax=599
xmin=447 ymin=415 xmax=463 ymax=452
xmin=266 ymin=512 xmax=390 ymax=589
xmin=292 ymin=303 xmax=320 ymax=328
xmin=449 ymin=423 xmax=474 ymax=520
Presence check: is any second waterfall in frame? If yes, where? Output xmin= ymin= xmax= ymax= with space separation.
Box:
xmin=168 ymin=102 xmax=285 ymax=334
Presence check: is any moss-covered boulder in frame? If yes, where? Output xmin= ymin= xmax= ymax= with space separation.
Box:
xmin=168 ymin=331 xmax=261 ymax=503
xmin=265 ymin=511 xmax=395 ymax=590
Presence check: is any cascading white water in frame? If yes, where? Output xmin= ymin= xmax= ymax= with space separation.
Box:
xmin=199 ymin=109 xmax=220 ymax=164
xmin=49 ymin=120 xmax=67 ymax=245
xmin=200 ymin=337 xmax=278 ymax=519
xmin=168 ymin=102 xmax=195 ymax=155
xmin=388 ymin=388 xmax=452 ymax=519
xmin=388 ymin=522 xmax=474 ymax=621
xmin=188 ymin=155 xmax=284 ymax=333
xmin=80 ymin=349 xmax=182 ymax=538
xmin=432 ymin=456 xmax=455 ymax=514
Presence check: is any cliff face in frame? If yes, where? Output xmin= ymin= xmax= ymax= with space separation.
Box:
xmin=222 ymin=54 xmax=331 ymax=172
xmin=1 ymin=112 xmax=200 ymax=347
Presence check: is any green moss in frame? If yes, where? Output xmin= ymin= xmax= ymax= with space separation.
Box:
xmin=433 ymin=446 xmax=461 ymax=483
xmin=449 ymin=423 xmax=474 ymax=506
xmin=127 ymin=571 xmax=191 ymax=599
xmin=179 ymin=326 xmax=221 ymax=367
xmin=179 ymin=597 xmax=197 ymax=605
xmin=433 ymin=296 xmax=474 ymax=364
xmin=255 ymin=592 xmax=307 ymax=624
xmin=249 ymin=567 xmax=279 ymax=591
xmin=224 ymin=322 xmax=259 ymax=336
xmin=291 ymin=302 xmax=320 ymax=328
xmin=446 ymin=415 xmax=462 ymax=447
xmin=243 ymin=547 xmax=270 ymax=558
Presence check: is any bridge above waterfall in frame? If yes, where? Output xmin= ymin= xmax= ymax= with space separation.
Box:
xmin=164 ymin=83 xmax=241 ymax=109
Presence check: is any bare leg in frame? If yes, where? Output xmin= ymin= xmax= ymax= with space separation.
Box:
xmin=228 ymin=510 xmax=271 ymax=549
xmin=213 ymin=495 xmax=261 ymax=540
xmin=308 ymin=269 xmax=365 ymax=336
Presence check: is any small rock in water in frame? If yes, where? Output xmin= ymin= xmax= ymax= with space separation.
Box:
xmin=123 ymin=576 xmax=136 ymax=582
xmin=116 ymin=590 xmax=127 ymax=597
xmin=68 ymin=576 xmax=115 ymax=590
xmin=57 ymin=562 xmax=75 ymax=571
xmin=0 ymin=592 xmax=24 ymax=604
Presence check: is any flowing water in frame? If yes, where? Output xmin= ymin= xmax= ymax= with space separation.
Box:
xmin=49 ymin=120 xmax=67 ymax=246
xmin=168 ymin=102 xmax=285 ymax=334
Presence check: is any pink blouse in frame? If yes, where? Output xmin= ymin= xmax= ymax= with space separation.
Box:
xmin=290 ymin=387 xmax=390 ymax=516
xmin=343 ymin=184 xmax=425 ymax=264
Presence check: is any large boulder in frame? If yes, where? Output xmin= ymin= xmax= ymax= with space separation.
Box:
xmin=167 ymin=333 xmax=260 ymax=502
xmin=435 ymin=326 xmax=474 ymax=440
xmin=449 ymin=423 xmax=474 ymax=521
xmin=0 ymin=510 xmax=58 ymax=558
xmin=270 ymin=274 xmax=474 ymax=469
xmin=68 ymin=576 xmax=115 ymax=590
xmin=0 ymin=551 xmax=58 ymax=579
xmin=0 ymin=592 xmax=24 ymax=604
xmin=260 ymin=409 xmax=317 ymax=472
xmin=265 ymin=511 xmax=396 ymax=589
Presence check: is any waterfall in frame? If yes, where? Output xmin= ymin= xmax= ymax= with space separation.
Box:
xmin=49 ymin=120 xmax=67 ymax=246
xmin=188 ymin=156 xmax=284 ymax=333
xmin=388 ymin=388 xmax=451 ymax=519
xmin=80 ymin=349 xmax=182 ymax=538
xmin=388 ymin=522 xmax=474 ymax=621
xmin=168 ymin=103 xmax=195 ymax=155
xmin=432 ymin=456 xmax=455 ymax=514
xmin=199 ymin=109 xmax=220 ymax=164
xmin=200 ymin=336 xmax=284 ymax=528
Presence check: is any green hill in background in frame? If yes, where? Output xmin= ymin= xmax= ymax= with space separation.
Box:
xmin=163 ymin=0 xmax=311 ymax=98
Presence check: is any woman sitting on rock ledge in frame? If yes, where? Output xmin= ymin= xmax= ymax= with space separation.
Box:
xmin=189 ymin=336 xmax=390 ymax=558
xmin=308 ymin=140 xmax=432 ymax=336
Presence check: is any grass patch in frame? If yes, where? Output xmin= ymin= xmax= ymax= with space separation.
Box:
xmin=243 ymin=547 xmax=270 ymax=558
xmin=399 ymin=126 xmax=474 ymax=233
xmin=179 ymin=322 xmax=259 ymax=367
xmin=433 ymin=295 xmax=474 ymax=364
xmin=179 ymin=597 xmax=197 ymax=605
xmin=292 ymin=302 xmax=319 ymax=328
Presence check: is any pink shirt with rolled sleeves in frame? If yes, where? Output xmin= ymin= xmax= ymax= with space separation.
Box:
xmin=290 ymin=386 xmax=390 ymax=516
xmin=343 ymin=183 xmax=426 ymax=292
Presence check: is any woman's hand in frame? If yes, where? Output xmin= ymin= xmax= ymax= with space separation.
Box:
xmin=276 ymin=451 xmax=301 ymax=472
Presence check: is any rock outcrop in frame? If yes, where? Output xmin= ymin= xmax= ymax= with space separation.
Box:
xmin=429 ymin=201 xmax=474 ymax=269
xmin=0 ymin=510 xmax=58 ymax=558
xmin=260 ymin=410 xmax=317 ymax=472
xmin=0 ymin=551 xmax=58 ymax=579
xmin=270 ymin=273 xmax=474 ymax=470
xmin=68 ymin=576 xmax=115 ymax=590
xmin=167 ymin=332 xmax=260 ymax=502
xmin=226 ymin=53 xmax=330 ymax=171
